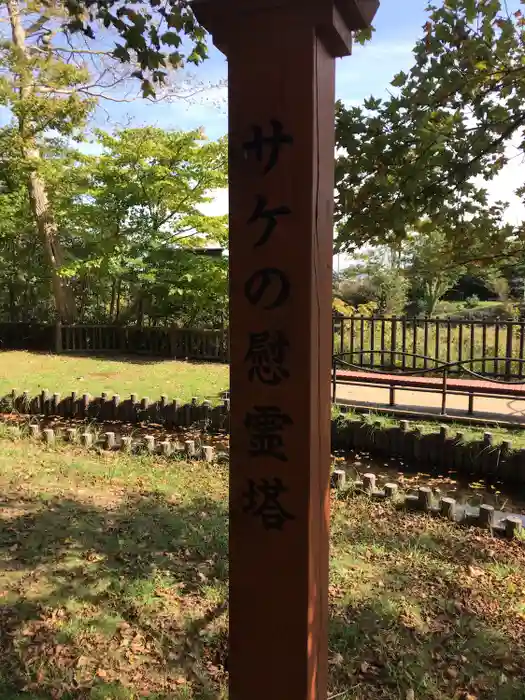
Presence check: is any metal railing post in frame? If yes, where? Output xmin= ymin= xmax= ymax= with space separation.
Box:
xmin=441 ymin=367 xmax=448 ymax=415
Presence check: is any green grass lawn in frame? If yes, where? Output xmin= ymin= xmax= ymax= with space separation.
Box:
xmin=0 ymin=352 xmax=228 ymax=403
xmin=1 ymin=351 xmax=524 ymax=451
xmin=0 ymin=436 xmax=524 ymax=698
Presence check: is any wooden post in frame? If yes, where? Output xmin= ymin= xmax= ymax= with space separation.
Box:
xmin=54 ymin=319 xmax=62 ymax=354
xmin=192 ymin=2 xmax=379 ymax=699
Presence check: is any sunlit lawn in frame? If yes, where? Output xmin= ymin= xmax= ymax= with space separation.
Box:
xmin=0 ymin=436 xmax=524 ymax=698
xmin=0 ymin=351 xmax=228 ymax=403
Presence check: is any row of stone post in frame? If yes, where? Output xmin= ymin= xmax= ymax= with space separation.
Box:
xmin=30 ymin=425 xmax=215 ymax=461
xmin=6 ymin=388 xmax=230 ymax=431
xmin=331 ymin=469 xmax=523 ymax=539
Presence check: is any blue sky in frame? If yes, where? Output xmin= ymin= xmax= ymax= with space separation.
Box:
xmin=75 ymin=1 xmax=525 ymax=255
xmin=110 ymin=0 xmax=432 ymax=237
xmin=99 ymin=1 xmax=429 ymax=138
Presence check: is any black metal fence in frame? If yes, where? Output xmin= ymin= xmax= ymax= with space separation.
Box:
xmin=333 ymin=316 xmax=525 ymax=379
xmin=333 ymin=351 xmax=525 ymax=416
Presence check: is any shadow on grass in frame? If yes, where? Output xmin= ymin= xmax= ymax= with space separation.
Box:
xmin=0 ymin=491 xmax=229 ymax=699
xmin=329 ymin=596 xmax=525 ymax=700
xmin=15 ymin=350 xmax=228 ymax=367
xmin=329 ymin=497 xmax=525 ymax=699
xmin=2 ymin=488 xmax=525 ymax=699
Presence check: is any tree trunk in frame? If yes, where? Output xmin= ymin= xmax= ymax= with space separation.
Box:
xmin=115 ymin=279 xmax=122 ymax=321
xmin=8 ymin=281 xmax=16 ymax=322
xmin=26 ymin=165 xmax=76 ymax=321
xmin=110 ymin=278 xmax=117 ymax=321
xmin=423 ymin=283 xmax=438 ymax=316
xmin=137 ymin=297 xmax=144 ymax=327
xmin=7 ymin=0 xmax=76 ymax=322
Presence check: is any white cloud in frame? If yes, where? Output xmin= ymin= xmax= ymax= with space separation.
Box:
xmin=482 ymin=161 xmax=525 ymax=226
xmin=336 ymin=40 xmax=414 ymax=102
xmin=199 ymin=188 xmax=228 ymax=216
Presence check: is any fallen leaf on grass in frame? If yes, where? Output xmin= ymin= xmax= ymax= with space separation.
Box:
xmin=359 ymin=661 xmax=380 ymax=676
xmin=329 ymin=653 xmax=344 ymax=667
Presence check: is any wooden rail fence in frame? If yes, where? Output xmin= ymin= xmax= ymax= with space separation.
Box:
xmin=0 ymin=323 xmax=229 ymax=362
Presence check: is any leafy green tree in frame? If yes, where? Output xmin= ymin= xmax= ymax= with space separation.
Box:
xmin=338 ymin=246 xmax=409 ymax=315
xmin=405 ymin=228 xmax=467 ymax=316
xmin=0 ymin=0 xmax=99 ymax=319
xmin=0 ymin=179 xmax=51 ymax=321
xmin=335 ymin=0 xmax=525 ymax=261
xmin=0 ymin=0 xmax=206 ymax=320
xmin=63 ymin=0 xmax=208 ymax=95
xmin=0 ymin=125 xmax=228 ymax=325
xmin=63 ymin=126 xmax=228 ymax=325
xmin=62 ymin=0 xmax=377 ymax=95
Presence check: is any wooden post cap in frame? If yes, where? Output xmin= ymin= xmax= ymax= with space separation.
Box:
xmin=192 ymin=0 xmax=380 ymax=57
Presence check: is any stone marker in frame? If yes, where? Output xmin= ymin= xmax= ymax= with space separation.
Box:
xmin=104 ymin=432 xmax=116 ymax=450
xmin=440 ymin=497 xmax=456 ymax=520
xmin=192 ymin=2 xmax=379 ymax=698
xmin=479 ymin=504 xmax=495 ymax=528
xmin=363 ymin=473 xmax=376 ymax=493
xmin=384 ymin=483 xmax=399 ymax=499
xmin=112 ymin=395 xmax=120 ymax=419
xmin=184 ymin=440 xmax=196 ymax=458
xmin=65 ymin=428 xmax=77 ymax=443
xmin=331 ymin=470 xmax=346 ymax=489
xmin=417 ymin=486 xmax=433 ymax=512
xmin=144 ymin=435 xmax=155 ymax=454
xmin=505 ymin=516 xmax=523 ymax=539
xmin=160 ymin=440 xmax=172 ymax=457
xmin=80 ymin=432 xmax=93 ymax=448
xmin=42 ymin=428 xmax=55 ymax=444
xmin=120 ymin=436 xmax=133 ymax=452
xmin=202 ymin=445 xmax=215 ymax=463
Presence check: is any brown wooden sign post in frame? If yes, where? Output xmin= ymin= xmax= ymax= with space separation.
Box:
xmin=192 ymin=2 xmax=378 ymax=699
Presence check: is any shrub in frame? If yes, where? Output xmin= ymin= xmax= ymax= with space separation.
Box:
xmin=333 ymin=298 xmax=355 ymax=317
xmin=337 ymin=278 xmax=376 ymax=308
xmin=465 ymin=294 xmax=480 ymax=309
